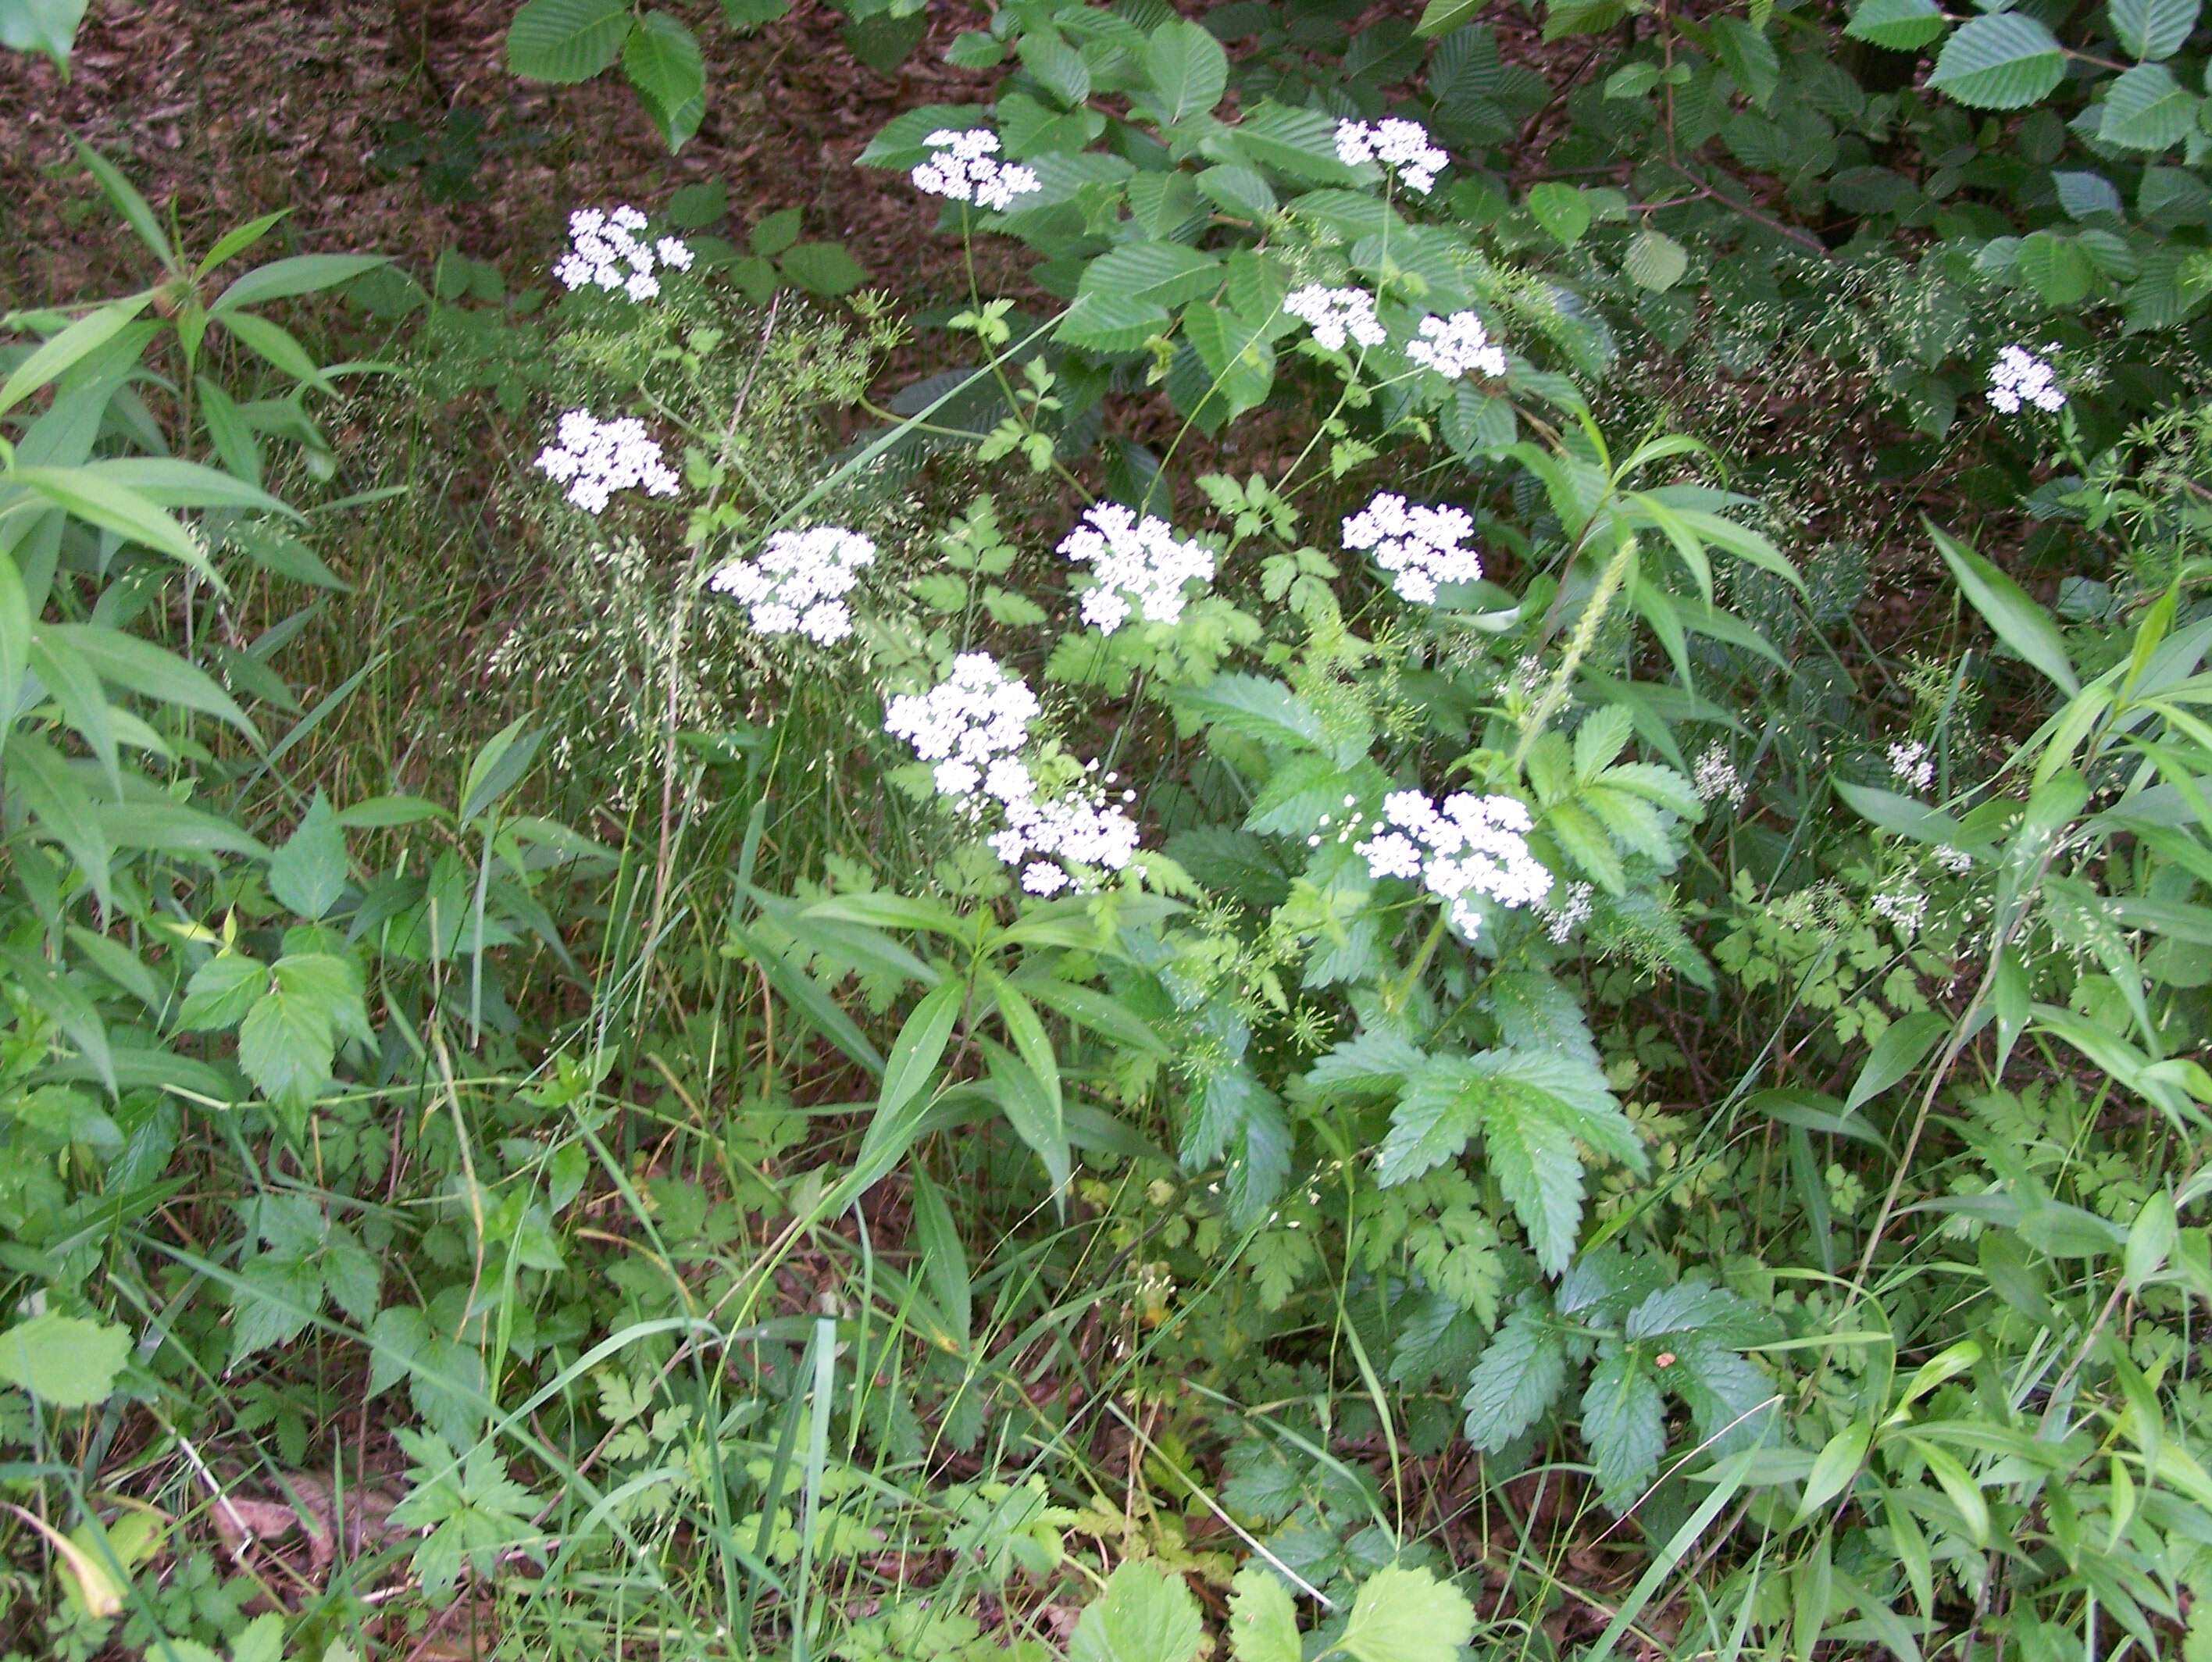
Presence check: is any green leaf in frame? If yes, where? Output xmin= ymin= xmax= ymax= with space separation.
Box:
xmin=1796 ymin=1421 xmax=1873 ymax=1522
xmin=1711 ymin=17 xmax=1779 ymax=109
xmin=74 ymin=141 xmax=174 ymax=268
xmin=1079 ymin=242 xmax=1222 ymax=309
xmin=0 ymin=294 xmax=153 ymax=419
xmin=0 ymin=1313 xmax=130 ymax=1407
xmin=1069 ymin=1561 xmax=1204 ymax=1662
xmin=1182 ymin=303 xmax=1276 ymax=422
xmin=1582 ymin=1346 xmax=1665 ymax=1508
xmin=1172 ymin=672 xmax=1329 ymax=753
xmin=1055 ymin=292 xmax=1172 ymax=353
xmin=208 ymin=255 xmax=391 ymax=319
xmin=1375 ymin=1063 xmax=1484 ymax=1185
xmin=0 ymin=0 xmax=90 ymax=70
xmin=1844 ymin=0 xmax=1948 ymax=52
xmin=1018 ymin=31 xmax=1091 ymax=109
xmin=1623 ymin=228 xmax=1689 ymax=291
xmin=506 ymin=0 xmax=631 ymax=83
xmin=1927 ymin=13 xmax=2064 ymax=110
xmin=778 ymin=241 xmax=865 ymax=296
xmin=1462 ymin=1304 xmax=1569 ymax=1450
xmin=1482 ymin=1079 xmax=1591 ymax=1276
xmin=2110 ymin=0 xmax=2198 ymax=59
xmin=1229 ymin=102 xmax=1361 ymax=183
xmin=1337 ymin=1565 xmax=1477 ymax=1662
xmin=2018 ymin=231 xmax=2096 ymax=304
xmin=216 ymin=309 xmax=331 ymax=388
xmin=11 ymin=463 xmax=216 ymax=578
xmin=1417 ymin=0 xmax=1482 ymax=35
xmin=178 ymin=952 xmax=268 ymax=1032
xmin=623 ymin=12 xmax=707 ymax=149
xmin=2098 ymin=63 xmax=2200 ymax=152
xmin=237 ymin=953 xmax=364 ymax=1108
xmin=1227 ymin=1566 xmax=1302 ymax=1662
xmin=1846 ymin=1008 xmax=1949 ymax=1112
xmin=1197 ymin=164 xmax=1276 ymax=220
xmin=749 ymin=205 xmax=801 ymax=256
xmin=1929 ymin=523 xmax=2078 ymax=695
xmin=1528 ymin=181 xmax=1592 ymax=247
xmin=269 ymin=792 xmax=349 ymax=920
xmin=1143 ymin=19 xmax=1228 ymax=122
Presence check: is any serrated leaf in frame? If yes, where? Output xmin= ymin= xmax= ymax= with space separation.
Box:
xmin=1069 ymin=1561 xmax=1204 ymax=1662
xmin=1183 ymin=303 xmax=1276 ymax=421
xmin=2099 ymin=62 xmax=2200 ymax=151
xmin=2110 ymin=0 xmax=2198 ymax=59
xmin=506 ymin=0 xmax=630 ymax=83
xmin=1144 ymin=18 xmax=1228 ymax=123
xmin=1229 ymin=102 xmax=1361 ymax=182
xmin=0 ymin=1313 xmax=130 ymax=1407
xmin=1625 ymin=1279 xmax=1779 ymax=1346
xmin=1172 ymin=672 xmax=1329 ymax=752
xmin=2018 ymin=231 xmax=2095 ymax=304
xmin=1227 ymin=1565 xmax=1301 ymax=1662
xmin=178 ymin=951 xmax=269 ymax=1032
xmin=1528 ymin=181 xmax=1592 ymax=247
xmin=1845 ymin=0 xmax=1948 ymax=51
xmin=1582 ymin=1346 xmax=1665 ymax=1508
xmin=1338 ymin=1566 xmax=1476 ymax=1662
xmin=1928 ymin=13 xmax=2064 ymax=110
xmin=1668 ymin=1342 xmax=1777 ymax=1453
xmin=623 ymin=12 xmax=705 ymax=148
xmin=780 ymin=241 xmax=865 ymax=296
xmin=1462 ymin=1304 xmax=1569 ymax=1450
xmin=1055 ymin=292 xmax=1172 ymax=353
xmin=1078 ymin=242 xmax=1223 ymax=309
xmin=1623 ymin=227 xmax=1689 ymax=291
xmin=268 ymin=792 xmax=348 ymax=920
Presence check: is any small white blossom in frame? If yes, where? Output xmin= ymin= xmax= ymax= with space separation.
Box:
xmin=1057 ymin=503 xmax=1216 ymax=634
xmin=1356 ymin=788 xmax=1551 ymax=938
xmin=1988 ymin=344 xmax=2065 ymax=416
xmin=1871 ymin=888 xmax=1927 ymax=938
xmin=1284 ymin=284 xmax=1386 ymax=352
xmin=885 ymin=654 xmax=1040 ymax=775
xmin=1887 ymin=739 xmax=1935 ymax=792
xmin=554 ymin=205 xmax=690 ymax=298
xmin=708 ymin=525 xmax=876 ymax=646
xmin=533 ymin=409 xmax=682 ymax=514
xmin=1693 ymin=744 xmax=1746 ymax=808
xmin=910 ymin=128 xmax=1041 ymax=212
xmin=1333 ymin=116 xmax=1448 ymax=195
xmin=1543 ymin=880 xmax=1594 ymax=945
xmin=1341 ymin=490 xmax=1481 ymax=604
xmin=1406 ymin=310 xmax=1507 ymax=380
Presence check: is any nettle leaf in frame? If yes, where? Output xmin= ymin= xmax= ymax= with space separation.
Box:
xmin=1172 ymin=672 xmax=1329 ymax=754
xmin=1303 ymin=1028 xmax=1429 ymax=1099
xmin=1927 ymin=13 xmax=2064 ymax=110
xmin=2110 ymin=0 xmax=2199 ymax=59
xmin=179 ymin=950 xmax=269 ymax=1032
xmin=1462 ymin=1304 xmax=1569 ymax=1450
xmin=1069 ymin=1561 xmax=1204 ymax=1662
xmin=1666 ymin=1342 xmax=1778 ymax=1453
xmin=1624 ymin=1279 xmax=1780 ymax=1347
xmin=1337 ymin=1566 xmax=1477 ymax=1662
xmin=0 ymin=1313 xmax=130 ymax=1407
xmin=1581 ymin=1344 xmax=1665 ymax=1508
xmin=505 ymin=0 xmax=631 ymax=83
xmin=1845 ymin=0 xmax=1948 ymax=52
xmin=229 ymin=1253 xmax=322 ymax=1368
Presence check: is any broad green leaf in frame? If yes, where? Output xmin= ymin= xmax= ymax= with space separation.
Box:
xmin=1928 ymin=14 xmax=2064 ymax=110
xmin=1226 ymin=1565 xmax=1301 ymax=1662
xmin=1337 ymin=1565 xmax=1477 ymax=1662
xmin=1844 ymin=0 xmax=1947 ymax=52
xmin=1018 ymin=31 xmax=1090 ymax=109
xmin=623 ymin=11 xmax=707 ymax=149
xmin=1172 ymin=672 xmax=1329 ymax=753
xmin=460 ymin=716 xmax=543 ymax=821
xmin=1625 ymin=1279 xmax=1779 ymax=1346
xmin=0 ymin=1313 xmax=130 ymax=1407
xmin=1143 ymin=19 xmax=1228 ymax=122
xmin=209 ymin=255 xmax=391 ymax=319
xmin=2098 ymin=63 xmax=2200 ymax=152
xmin=1846 ymin=1009 xmax=1949 ymax=1112
xmin=1462 ymin=1304 xmax=1569 ymax=1449
xmin=0 ymin=294 xmax=152 ymax=419
xmin=2018 ymin=231 xmax=2095 ymax=305
xmin=1229 ymin=102 xmax=1362 ymax=183
xmin=1483 ymin=1080 xmax=1590 ymax=1275
xmin=1182 ymin=303 xmax=1276 ymax=421
xmin=1527 ymin=181 xmax=1592 ymax=247
xmin=1078 ymin=242 xmax=1222 ymax=309
xmin=1416 ymin=0 xmax=1482 ymax=34
xmin=268 ymin=792 xmax=349 ymax=920
xmin=0 ymin=0 xmax=90 ymax=69
xmin=1796 ymin=1420 xmax=1872 ymax=1522
xmin=1055 ymin=292 xmax=1172 ymax=353
xmin=749 ymin=205 xmax=801 ymax=255
xmin=1068 ymin=1561 xmax=1204 ymax=1662
xmin=11 ymin=463 xmax=216 ymax=578
xmin=1582 ymin=1346 xmax=1665 ymax=1507
xmin=506 ymin=0 xmax=630 ymax=81
xmin=2110 ymin=0 xmax=2198 ymax=59
xmin=1711 ymin=17 xmax=1779 ymax=109
xmin=1375 ymin=1062 xmax=1483 ymax=1185
xmin=779 ymin=242 xmax=865 ymax=296
xmin=2124 ymin=1189 xmax=2178 ymax=1288
xmin=1929 ymin=524 xmax=2078 ymax=695
xmin=1197 ymin=164 xmax=1276 ymax=220
xmin=1623 ymin=227 xmax=1688 ymax=291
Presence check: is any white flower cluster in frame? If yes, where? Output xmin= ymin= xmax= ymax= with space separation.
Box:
xmin=1356 ymin=789 xmax=1552 ymax=939
xmin=1341 ymin=490 xmax=1482 ymax=603
xmin=1406 ymin=310 xmax=1507 ymax=380
xmin=533 ymin=410 xmax=682 ymax=515
xmin=1333 ymin=117 xmax=1448 ymax=195
xmin=911 ymin=129 xmax=1041 ymax=212
xmin=886 ymin=656 xmax=1141 ymax=893
xmin=1988 ymin=344 xmax=2065 ymax=416
xmin=1285 ymin=284 xmax=1386 ymax=352
xmin=1543 ymin=879 xmax=1594 ymax=945
xmin=1888 ymin=739 xmax=1935 ymax=792
xmin=1056 ymin=504 xmax=1216 ymax=634
xmin=1871 ymin=887 xmax=1927 ymax=938
xmin=553 ymin=206 xmax=693 ymax=301
xmin=1693 ymin=744 xmax=1746 ymax=809
xmin=708 ymin=525 xmax=876 ymax=646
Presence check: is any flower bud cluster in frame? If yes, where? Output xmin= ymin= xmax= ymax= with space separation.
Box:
xmin=1285 ymin=284 xmax=1386 ymax=352
xmin=1406 ymin=310 xmax=1507 ymax=380
xmin=1988 ymin=344 xmax=2065 ymax=416
xmin=1333 ymin=117 xmax=1449 ymax=195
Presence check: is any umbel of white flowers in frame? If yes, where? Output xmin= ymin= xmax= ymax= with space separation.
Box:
xmin=1988 ymin=344 xmax=2065 ymax=416
xmin=708 ymin=525 xmax=876 ymax=646
xmin=910 ymin=129 xmax=1042 ymax=211
xmin=534 ymin=410 xmax=682 ymax=515
xmin=554 ymin=206 xmax=692 ymax=301
xmin=1342 ymin=490 xmax=1482 ymax=604
xmin=1407 ymin=311 xmax=1507 ymax=380
xmin=1057 ymin=503 xmax=1216 ymax=634
xmin=884 ymin=654 xmax=1140 ymax=895
xmin=1357 ymin=789 xmax=1553 ymax=939
xmin=1333 ymin=117 xmax=1449 ymax=195
xmin=1284 ymin=284 xmax=1386 ymax=352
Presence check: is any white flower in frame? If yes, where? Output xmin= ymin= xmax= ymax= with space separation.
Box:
xmin=1543 ymin=880 xmax=1594 ymax=944
xmin=1285 ymin=284 xmax=1386 ymax=352
xmin=1887 ymin=739 xmax=1935 ymax=792
xmin=1871 ymin=888 xmax=1927 ymax=937
xmin=708 ymin=525 xmax=876 ymax=646
xmin=910 ymin=129 xmax=1041 ymax=211
xmin=1693 ymin=744 xmax=1746 ymax=808
xmin=1407 ymin=310 xmax=1507 ymax=380
xmin=1333 ymin=116 xmax=1448 ymax=195
xmin=1988 ymin=344 xmax=2065 ymax=416
xmin=533 ymin=409 xmax=682 ymax=514
xmin=554 ymin=205 xmax=690 ymax=298
xmin=885 ymin=653 xmax=1040 ymax=770
xmin=1056 ymin=503 xmax=1216 ymax=634
xmin=1341 ymin=490 xmax=1481 ymax=603
xmin=1356 ymin=788 xmax=1550 ymax=938
xmin=1023 ymin=861 xmax=1072 ymax=896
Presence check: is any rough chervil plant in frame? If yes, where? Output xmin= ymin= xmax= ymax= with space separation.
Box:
xmin=1340 ymin=490 xmax=1482 ymax=602
xmin=1055 ymin=502 xmax=1215 ymax=634
xmin=707 ymin=524 xmax=876 ymax=644
xmin=1356 ymin=789 xmax=1553 ymax=937
xmin=1283 ymin=283 xmax=1386 ymax=352
xmin=1333 ymin=116 xmax=1449 ymax=195
xmin=533 ymin=408 xmax=682 ymax=513
xmin=909 ymin=128 xmax=1040 ymax=211
xmin=1986 ymin=343 xmax=2066 ymax=415
xmin=553 ymin=204 xmax=693 ymax=300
